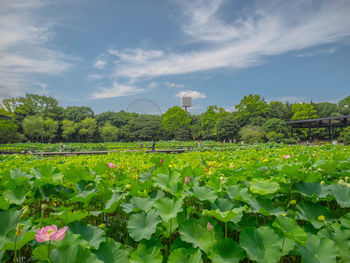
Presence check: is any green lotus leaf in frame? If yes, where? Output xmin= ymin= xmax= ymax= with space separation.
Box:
xmin=153 ymin=172 xmax=183 ymax=196
xmin=168 ymin=247 xmax=203 ymax=263
xmin=179 ymin=218 xmax=222 ymax=253
xmin=0 ymin=209 xmax=21 ymax=236
xmin=329 ymin=184 xmax=350 ymax=208
xmin=68 ymin=221 xmax=106 ymax=249
xmin=154 ymin=197 xmax=183 ymax=222
xmin=71 ymin=189 xmax=97 ymax=203
xmin=273 ymin=216 xmax=307 ymax=245
xmin=240 ymin=226 xmax=283 ymax=263
xmin=211 ymin=198 xmax=234 ymax=212
xmin=203 ymin=206 xmax=246 ymax=223
xmin=31 ymin=165 xmax=64 ymax=185
xmin=94 ymin=238 xmax=129 ymax=263
xmin=127 ymin=209 xmax=161 ymax=241
xmin=104 ymin=191 xmax=122 ymax=212
xmin=130 ymin=242 xmax=163 ymax=263
xmin=296 ymin=201 xmax=332 ymax=229
xmin=293 ymin=182 xmax=330 ymax=199
xmin=249 ymin=179 xmax=280 ymax=195
xmin=122 ymin=196 xmax=155 ymax=213
xmin=50 ymin=244 xmax=103 ymax=263
xmin=247 ymin=197 xmax=285 ymax=216
xmin=226 ymin=185 xmax=252 ymax=202
xmin=340 ymin=212 xmax=350 ymax=229
xmin=33 ymin=245 xmax=51 ymax=261
xmin=53 ymin=210 xmax=89 ymax=224
xmin=2 ymin=231 xmax=35 ymax=251
xmin=298 ymin=234 xmax=338 ymax=263
xmin=192 ymin=186 xmax=218 ymax=202
xmin=318 ymin=226 xmax=350 ymax=261
xmin=0 ymin=196 xmax=10 ymax=210
xmin=312 ymin=160 xmax=336 ymax=174
xmin=3 ymin=186 xmax=28 ymax=205
xmin=212 ymin=238 xmax=245 ymax=263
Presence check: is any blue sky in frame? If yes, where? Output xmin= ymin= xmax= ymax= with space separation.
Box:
xmin=1 ymin=0 xmax=350 ymax=114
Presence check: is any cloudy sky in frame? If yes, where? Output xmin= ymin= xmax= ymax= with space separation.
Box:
xmin=1 ymin=0 xmax=350 ymax=114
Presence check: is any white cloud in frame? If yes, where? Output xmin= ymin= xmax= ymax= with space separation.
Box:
xmin=293 ymin=47 xmax=337 ymax=58
xmin=94 ymin=59 xmax=106 ymax=69
xmin=165 ymin=81 xmax=185 ymax=88
xmin=106 ymin=0 xmax=350 ymax=81
xmin=0 ymin=0 xmax=73 ymax=99
xmin=175 ymin=90 xmax=206 ymax=99
xmin=149 ymin=82 xmax=158 ymax=89
xmin=88 ymin=74 xmax=103 ymax=81
xmin=92 ymin=83 xmax=146 ymax=99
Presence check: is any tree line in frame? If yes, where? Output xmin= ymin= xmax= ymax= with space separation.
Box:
xmin=1 ymin=93 xmax=350 ymax=144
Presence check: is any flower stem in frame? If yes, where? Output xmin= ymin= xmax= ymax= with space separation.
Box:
xmin=14 ymin=235 xmax=17 ymax=263
xmin=48 ymin=240 xmax=51 ymax=260
xmin=225 ymin=222 xmax=227 ymax=238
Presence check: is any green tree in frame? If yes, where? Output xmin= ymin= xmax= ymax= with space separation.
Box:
xmin=96 ymin=111 xmax=134 ymax=128
xmin=44 ymin=118 xmax=58 ymax=142
xmin=200 ymin=105 xmax=228 ymax=140
xmin=291 ymin=103 xmax=317 ymax=120
xmin=267 ymin=101 xmax=293 ymax=121
xmin=22 ymin=115 xmax=45 ymax=141
xmin=0 ymin=109 xmax=20 ymax=143
xmin=62 ymin=120 xmax=77 ymax=142
xmin=78 ymin=117 xmax=97 ymax=141
xmin=338 ymin=95 xmax=350 ymax=115
xmin=313 ymin=102 xmax=339 ymax=118
xmin=216 ymin=114 xmax=240 ymax=141
xmin=262 ymin=118 xmax=289 ymax=142
xmin=162 ymin=106 xmax=191 ymax=137
xmin=99 ymin=122 xmax=119 ymax=142
xmin=64 ymin=106 xmax=94 ymax=123
xmin=235 ymin=94 xmax=269 ymax=125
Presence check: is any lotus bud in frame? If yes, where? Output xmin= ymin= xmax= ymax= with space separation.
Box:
xmin=20 ymin=206 xmax=30 ymax=218
xmin=320 ymin=181 xmax=325 ymax=184
xmin=41 ymin=204 xmax=48 ymax=210
xmin=338 ymin=179 xmax=344 ymax=184
xmin=98 ymin=223 xmax=106 ymax=229
xmin=185 ymin=176 xmax=190 ymax=185
xmin=207 ymin=222 xmax=214 ymax=232
xmin=220 ymin=176 xmax=224 ymax=183
xmin=16 ymin=223 xmax=25 ymax=236
xmin=318 ymin=215 xmax=325 ymax=222
xmin=160 ymin=159 xmax=163 ymax=165
xmin=289 ymin=200 xmax=296 ymax=205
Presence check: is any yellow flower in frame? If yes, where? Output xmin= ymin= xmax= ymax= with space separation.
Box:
xmin=318 ymin=215 xmax=325 ymax=221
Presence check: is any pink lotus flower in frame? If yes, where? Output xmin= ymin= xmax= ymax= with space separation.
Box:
xmin=108 ymin=162 xmax=115 ymax=168
xmin=230 ymin=164 xmax=234 ymax=168
xmin=207 ymin=222 xmax=214 ymax=232
xmin=160 ymin=159 xmax=163 ymax=165
xmin=185 ymin=176 xmax=190 ymax=185
xmin=283 ymin=155 xmax=291 ymax=159
xmin=35 ymin=225 xmax=68 ymax=242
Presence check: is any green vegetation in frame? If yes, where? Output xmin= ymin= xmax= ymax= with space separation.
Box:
xmin=0 ymin=144 xmax=349 ymax=262
xmin=1 ymin=93 xmax=349 ymax=144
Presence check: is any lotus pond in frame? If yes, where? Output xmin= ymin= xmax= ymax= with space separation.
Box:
xmin=0 ymin=144 xmax=350 ymax=262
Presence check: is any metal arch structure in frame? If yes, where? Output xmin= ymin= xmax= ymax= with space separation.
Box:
xmin=126 ymin=99 xmax=162 ymax=116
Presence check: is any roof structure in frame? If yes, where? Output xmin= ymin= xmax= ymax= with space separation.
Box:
xmin=286 ymin=115 xmax=350 ymax=140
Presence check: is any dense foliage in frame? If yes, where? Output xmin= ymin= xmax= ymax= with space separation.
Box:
xmin=1 ymin=93 xmax=349 ymax=143
xmin=0 ymin=144 xmax=350 ymax=262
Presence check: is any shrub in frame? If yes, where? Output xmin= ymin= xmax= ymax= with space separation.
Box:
xmin=340 ymin=127 xmax=350 ymax=145
xmin=239 ymin=125 xmax=264 ymax=144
